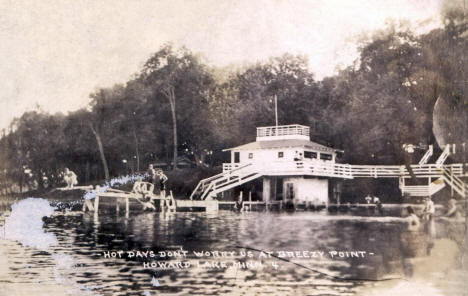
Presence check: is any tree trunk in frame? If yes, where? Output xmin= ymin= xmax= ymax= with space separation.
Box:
xmin=162 ymin=85 xmax=178 ymax=170
xmin=170 ymin=101 xmax=177 ymax=170
xmin=90 ymin=123 xmax=110 ymax=180
xmin=132 ymin=127 xmax=140 ymax=172
xmin=404 ymin=154 xmax=418 ymax=179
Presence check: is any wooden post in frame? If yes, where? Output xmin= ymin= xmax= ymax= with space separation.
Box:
xmin=451 ymin=169 xmax=454 ymax=197
xmin=262 ymin=177 xmax=271 ymax=202
xmin=116 ymin=198 xmax=120 ymax=215
xmin=125 ymin=196 xmax=129 ymax=217
xmin=94 ymin=196 xmax=99 ymax=215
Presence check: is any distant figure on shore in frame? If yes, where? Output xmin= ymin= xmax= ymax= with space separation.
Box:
xmin=63 ymin=168 xmax=78 ymax=188
xmin=444 ymin=198 xmax=462 ymax=219
xmin=364 ymin=195 xmax=372 ymax=204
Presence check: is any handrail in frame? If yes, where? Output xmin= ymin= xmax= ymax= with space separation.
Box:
xmin=194 ymin=160 xmax=467 ymax=200
xmin=436 ymin=144 xmax=451 ymax=166
xmin=441 ymin=168 xmax=467 ymax=198
xmin=419 ymin=145 xmax=433 ymax=165
xmin=221 ymin=161 xmax=464 ymax=179
xmin=190 ymin=163 xmax=254 ymax=200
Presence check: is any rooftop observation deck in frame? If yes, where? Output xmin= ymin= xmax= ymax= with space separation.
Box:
xmin=256 ymin=124 xmax=310 ymax=141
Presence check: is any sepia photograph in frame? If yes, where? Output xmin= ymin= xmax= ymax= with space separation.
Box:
xmin=0 ymin=0 xmax=467 ymax=295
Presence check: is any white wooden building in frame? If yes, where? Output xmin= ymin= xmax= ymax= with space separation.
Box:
xmin=222 ymin=124 xmax=342 ymax=204
xmin=187 ymin=124 xmax=343 ymax=204
xmin=190 ymin=124 xmax=467 ymax=203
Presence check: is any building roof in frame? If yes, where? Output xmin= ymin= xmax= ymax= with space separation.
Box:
xmin=223 ymin=139 xmax=342 ymax=153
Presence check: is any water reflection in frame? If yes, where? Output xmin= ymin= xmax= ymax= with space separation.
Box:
xmin=0 ymin=204 xmax=466 ymax=295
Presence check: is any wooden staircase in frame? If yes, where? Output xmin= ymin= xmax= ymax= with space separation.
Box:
xmin=399 ymin=177 xmax=446 ymax=197
xmin=190 ymin=164 xmax=262 ymax=200
xmin=440 ymin=168 xmax=467 ymax=198
xmin=399 ymin=168 xmax=467 ymax=199
xmin=436 ymin=144 xmax=452 ymax=167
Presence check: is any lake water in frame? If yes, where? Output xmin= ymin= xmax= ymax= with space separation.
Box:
xmin=0 ymin=198 xmax=467 ymax=296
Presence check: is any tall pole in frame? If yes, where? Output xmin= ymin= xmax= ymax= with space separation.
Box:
xmin=274 ymin=94 xmax=278 ymax=127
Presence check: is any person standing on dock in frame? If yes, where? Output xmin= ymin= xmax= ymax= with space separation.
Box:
xmin=147 ymin=164 xmax=157 ymax=183
xmin=63 ymin=168 xmax=78 ymax=188
xmin=422 ymin=196 xmax=435 ymax=222
xmin=422 ymin=196 xmax=436 ymax=255
xmin=155 ymin=169 xmax=168 ymax=197
xmin=373 ymin=196 xmax=383 ymax=215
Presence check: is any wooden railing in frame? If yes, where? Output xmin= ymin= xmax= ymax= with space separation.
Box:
xmin=441 ymin=168 xmax=467 ymax=198
xmin=256 ymin=124 xmax=310 ymax=138
xmin=222 ymin=161 xmax=465 ymax=179
xmin=400 ymin=177 xmax=446 ymax=197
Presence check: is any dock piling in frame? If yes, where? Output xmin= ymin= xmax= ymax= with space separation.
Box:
xmin=94 ymin=196 xmax=99 ymax=215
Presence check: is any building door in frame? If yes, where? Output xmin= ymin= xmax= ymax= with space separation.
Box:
xmin=286 ymin=182 xmax=294 ymax=200
xmin=276 ymin=177 xmax=283 ymax=200
xmin=234 ymin=152 xmax=240 ymax=163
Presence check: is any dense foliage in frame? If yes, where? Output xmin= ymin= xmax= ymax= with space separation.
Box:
xmin=0 ymin=14 xmax=466 ymax=195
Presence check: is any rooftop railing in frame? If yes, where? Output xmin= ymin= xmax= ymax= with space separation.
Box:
xmin=256 ymin=124 xmax=310 ymax=138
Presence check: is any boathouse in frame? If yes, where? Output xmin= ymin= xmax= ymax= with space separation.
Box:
xmin=191 ymin=124 xmax=346 ymax=204
xmin=223 ymin=124 xmax=342 ymax=204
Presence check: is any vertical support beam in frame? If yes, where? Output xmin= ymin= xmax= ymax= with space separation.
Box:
xmin=451 ymin=169 xmax=454 ymax=197
xmin=125 ymin=197 xmax=130 ymax=218
xmin=94 ymin=196 xmax=99 ymax=216
xmin=116 ymin=198 xmax=120 ymax=215
xmin=262 ymin=177 xmax=271 ymax=203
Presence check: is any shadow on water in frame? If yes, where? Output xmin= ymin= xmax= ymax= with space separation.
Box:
xmin=1 ymin=198 xmax=467 ymax=295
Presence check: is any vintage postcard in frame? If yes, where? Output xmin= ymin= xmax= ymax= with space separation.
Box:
xmin=0 ymin=0 xmax=467 ymax=295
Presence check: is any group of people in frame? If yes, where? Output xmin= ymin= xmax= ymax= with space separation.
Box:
xmin=405 ymin=196 xmax=461 ymax=232
xmin=60 ymin=164 xmax=168 ymax=195
xmin=146 ymin=164 xmax=168 ymax=195
xmin=364 ymin=194 xmax=383 ymax=215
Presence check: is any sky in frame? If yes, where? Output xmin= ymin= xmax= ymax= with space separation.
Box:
xmin=0 ymin=0 xmax=446 ymax=130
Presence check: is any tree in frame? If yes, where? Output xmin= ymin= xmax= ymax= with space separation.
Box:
xmin=139 ymin=45 xmax=215 ymax=169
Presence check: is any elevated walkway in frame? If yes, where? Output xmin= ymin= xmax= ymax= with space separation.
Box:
xmin=192 ymin=142 xmax=466 ymax=200
xmin=192 ymin=161 xmax=466 ymax=200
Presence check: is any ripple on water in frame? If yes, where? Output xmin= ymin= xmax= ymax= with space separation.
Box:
xmin=1 ymin=205 xmax=467 ymax=295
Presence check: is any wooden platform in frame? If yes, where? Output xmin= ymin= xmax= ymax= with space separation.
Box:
xmin=175 ymin=200 xmax=219 ymax=213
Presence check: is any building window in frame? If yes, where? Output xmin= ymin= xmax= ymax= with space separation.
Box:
xmin=304 ymin=151 xmax=317 ymax=159
xmin=278 ymin=152 xmax=284 ymax=158
xmin=248 ymin=153 xmax=253 ymax=159
xmin=234 ymin=152 xmax=240 ymax=163
xmin=320 ymin=153 xmax=333 ymax=160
